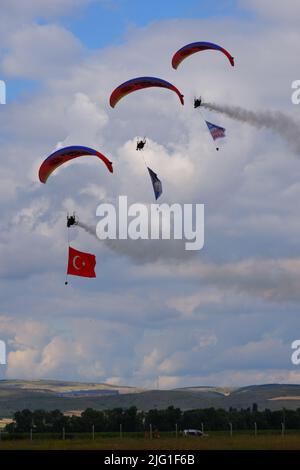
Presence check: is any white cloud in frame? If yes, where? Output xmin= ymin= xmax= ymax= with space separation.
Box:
xmin=7 ymin=348 xmax=40 ymax=378
xmin=1 ymin=0 xmax=101 ymax=18
xmin=167 ymin=291 xmax=224 ymax=316
xmin=2 ymin=24 xmax=83 ymax=79
xmin=0 ymin=9 xmax=300 ymax=387
xmin=241 ymin=0 xmax=300 ymax=24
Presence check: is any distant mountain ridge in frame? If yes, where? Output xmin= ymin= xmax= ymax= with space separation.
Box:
xmin=1 ymin=380 xmax=300 ymax=417
xmin=0 ymin=379 xmax=144 ymax=394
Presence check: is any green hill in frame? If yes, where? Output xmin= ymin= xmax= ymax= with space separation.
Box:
xmin=1 ymin=380 xmax=300 ymax=417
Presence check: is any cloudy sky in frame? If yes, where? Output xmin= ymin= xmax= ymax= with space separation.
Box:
xmin=0 ymin=0 xmax=300 ymax=388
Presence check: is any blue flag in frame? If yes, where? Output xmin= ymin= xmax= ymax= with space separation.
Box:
xmin=147 ymin=167 xmax=162 ymax=200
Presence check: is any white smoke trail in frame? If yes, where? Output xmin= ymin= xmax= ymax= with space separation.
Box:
xmin=78 ymin=221 xmax=136 ymax=257
xmin=77 ymin=221 xmax=124 ymax=255
xmin=77 ymin=221 xmax=192 ymax=263
xmin=77 ymin=221 xmax=97 ymax=239
xmin=202 ymin=102 xmax=300 ymax=155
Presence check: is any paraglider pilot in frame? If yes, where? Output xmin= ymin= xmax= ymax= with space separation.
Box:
xmin=194 ymin=98 xmax=202 ymax=108
xmin=67 ymin=213 xmax=78 ymax=228
xmin=136 ymin=138 xmax=146 ymax=151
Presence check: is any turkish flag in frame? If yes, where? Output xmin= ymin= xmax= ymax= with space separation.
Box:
xmin=67 ymin=246 xmax=96 ymax=278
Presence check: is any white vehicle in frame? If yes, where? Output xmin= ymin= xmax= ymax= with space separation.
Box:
xmin=183 ymin=429 xmax=205 ymax=437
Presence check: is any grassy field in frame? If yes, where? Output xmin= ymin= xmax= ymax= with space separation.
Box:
xmin=1 ymin=433 xmax=300 ymax=450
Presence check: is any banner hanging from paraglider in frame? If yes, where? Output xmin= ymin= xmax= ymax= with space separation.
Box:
xmin=67 ymin=246 xmax=96 ymax=278
xmin=147 ymin=167 xmax=162 ymax=200
xmin=205 ymin=121 xmax=226 ymax=141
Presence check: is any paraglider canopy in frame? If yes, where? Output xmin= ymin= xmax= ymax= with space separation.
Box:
xmin=39 ymin=145 xmax=113 ymax=183
xmin=109 ymin=76 xmax=184 ymax=108
xmin=172 ymin=41 xmax=234 ymax=69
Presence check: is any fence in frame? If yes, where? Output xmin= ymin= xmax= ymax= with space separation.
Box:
xmin=0 ymin=427 xmax=299 ymax=441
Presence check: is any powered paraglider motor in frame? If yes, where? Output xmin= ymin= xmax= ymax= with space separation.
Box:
xmin=136 ymin=138 xmax=146 ymax=151
xmin=67 ymin=213 xmax=78 ymax=228
xmin=194 ymin=98 xmax=202 ymax=108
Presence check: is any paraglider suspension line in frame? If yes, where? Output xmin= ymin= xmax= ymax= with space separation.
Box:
xmin=198 ymin=107 xmax=220 ymax=152
xmin=65 ymin=225 xmax=70 ymax=285
xmin=141 ymin=149 xmax=159 ymax=205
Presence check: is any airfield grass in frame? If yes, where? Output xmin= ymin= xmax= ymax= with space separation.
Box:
xmin=1 ymin=433 xmax=300 ymax=450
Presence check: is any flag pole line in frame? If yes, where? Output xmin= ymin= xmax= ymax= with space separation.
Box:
xmin=138 ymin=139 xmax=159 ymax=203
xmin=198 ymin=107 xmax=220 ymax=152
xmin=65 ymin=225 xmax=70 ymax=285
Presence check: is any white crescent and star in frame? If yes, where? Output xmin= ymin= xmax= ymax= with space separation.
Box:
xmin=72 ymin=255 xmax=86 ymax=270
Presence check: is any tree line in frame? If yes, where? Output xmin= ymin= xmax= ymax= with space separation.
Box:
xmin=5 ymin=404 xmax=300 ymax=433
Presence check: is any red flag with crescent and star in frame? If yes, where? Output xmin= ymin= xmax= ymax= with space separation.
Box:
xmin=67 ymin=246 xmax=96 ymax=278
